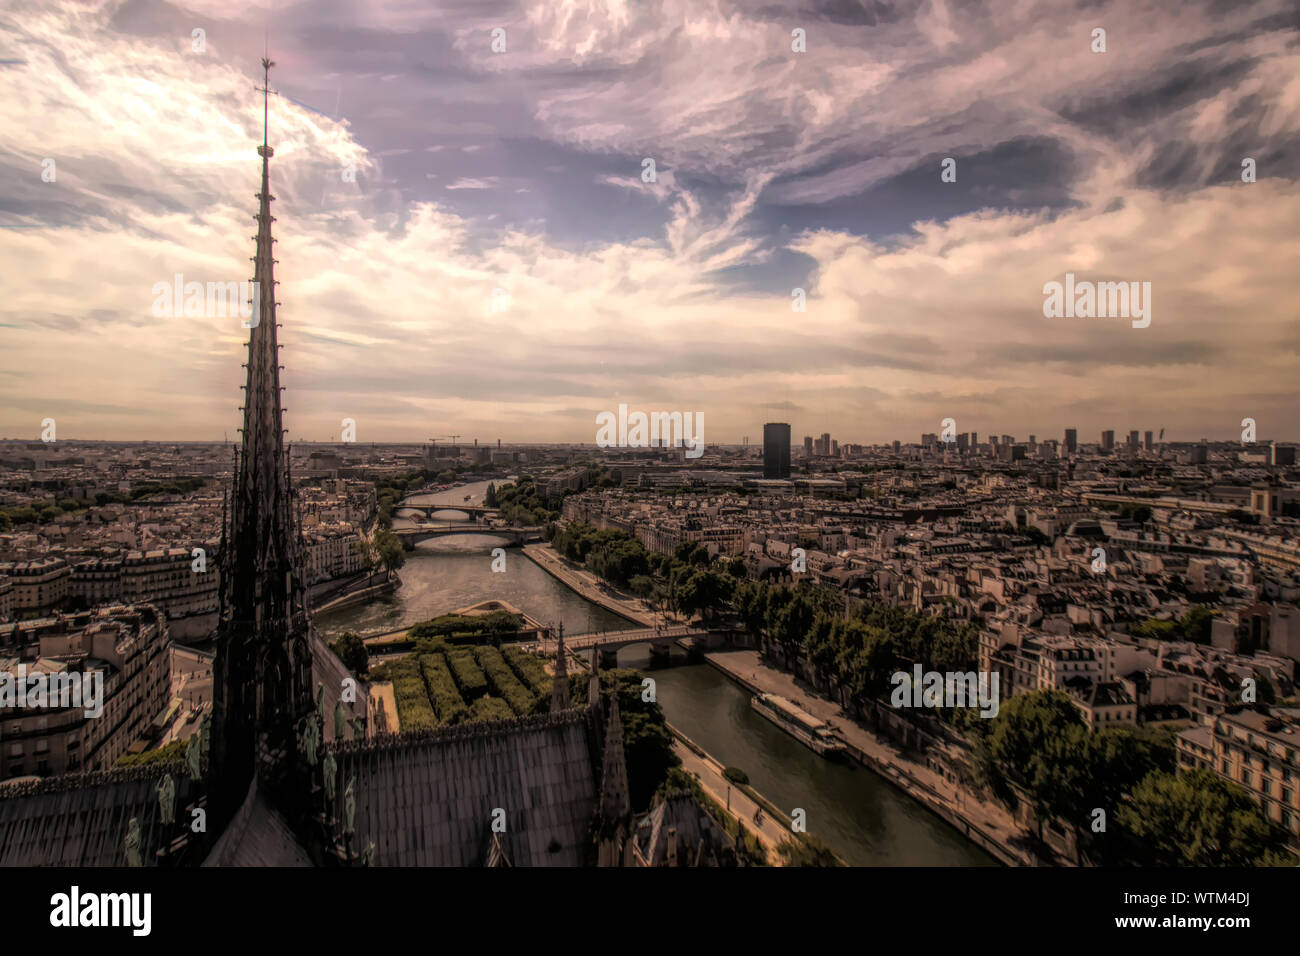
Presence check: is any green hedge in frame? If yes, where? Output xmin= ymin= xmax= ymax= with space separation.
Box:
xmin=418 ymin=653 xmax=469 ymax=725
xmin=474 ymin=646 xmax=539 ymax=716
xmin=469 ymin=696 xmax=515 ymax=723
xmin=503 ymin=645 xmax=552 ymax=697
xmin=445 ymin=648 xmax=489 ymax=698
xmin=389 ymin=659 xmax=438 ymax=731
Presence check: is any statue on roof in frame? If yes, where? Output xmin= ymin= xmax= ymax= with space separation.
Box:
xmin=300 ymin=716 xmax=320 ymax=766
xmin=334 ymin=699 xmax=347 ymax=740
xmin=322 ymin=749 xmax=337 ymax=803
xmin=186 ymin=733 xmax=202 ymax=781
xmin=124 ymin=818 xmax=142 ymax=867
xmin=157 ymin=773 xmax=176 ymax=825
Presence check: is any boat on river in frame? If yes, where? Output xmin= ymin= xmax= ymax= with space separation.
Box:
xmin=750 ymin=693 xmax=846 ymax=758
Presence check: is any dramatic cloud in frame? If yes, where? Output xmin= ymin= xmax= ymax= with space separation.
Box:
xmin=0 ymin=0 xmax=1297 ymax=443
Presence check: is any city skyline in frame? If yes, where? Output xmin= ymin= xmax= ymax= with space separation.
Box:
xmin=3 ymin=0 xmax=1300 ymax=443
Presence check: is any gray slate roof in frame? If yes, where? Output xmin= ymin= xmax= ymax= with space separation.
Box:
xmin=334 ymin=709 xmax=597 ymax=866
xmin=0 ymin=763 xmax=194 ymax=867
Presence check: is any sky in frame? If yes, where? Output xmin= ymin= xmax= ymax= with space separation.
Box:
xmin=1 ymin=0 xmax=1298 ymax=446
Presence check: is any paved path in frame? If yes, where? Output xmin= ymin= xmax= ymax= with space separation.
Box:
xmin=704 ymin=649 xmax=1040 ymax=866
xmin=671 ymin=740 xmax=790 ymax=864
xmin=522 ymin=544 xmax=663 ymax=627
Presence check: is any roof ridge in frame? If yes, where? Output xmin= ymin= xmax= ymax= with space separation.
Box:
xmin=334 ymin=705 xmax=593 ymax=755
xmin=0 ymin=758 xmax=187 ymax=800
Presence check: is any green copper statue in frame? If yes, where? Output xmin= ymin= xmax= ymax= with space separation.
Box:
xmin=322 ymin=749 xmax=337 ymax=803
xmin=124 ymin=817 xmax=142 ymax=867
xmin=344 ymin=776 xmax=356 ymax=834
xmin=186 ymin=733 xmax=202 ymax=781
xmin=301 ymin=717 xmax=320 ymax=767
xmin=334 ymin=699 xmax=347 ymax=741
xmin=157 ymin=774 xmax=175 ymax=825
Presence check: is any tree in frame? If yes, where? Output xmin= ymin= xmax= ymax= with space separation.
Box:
xmin=373 ymin=529 xmax=406 ymax=576
xmin=1116 ymin=769 xmax=1282 ymax=866
xmin=484 ymin=482 xmax=498 ymax=507
xmin=577 ymin=668 xmax=679 ymax=812
xmin=330 ymin=631 xmax=370 ymax=676
xmin=777 ymin=835 xmax=843 ymax=867
xmin=988 ymin=691 xmax=1089 ymax=840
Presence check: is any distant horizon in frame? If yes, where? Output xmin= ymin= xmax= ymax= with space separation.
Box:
xmin=3 ymin=429 xmax=1299 ymax=448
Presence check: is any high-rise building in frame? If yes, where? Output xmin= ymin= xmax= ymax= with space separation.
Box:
xmin=971 ymin=432 xmax=978 ymax=447
xmin=764 ymin=423 xmax=791 ymax=479
xmin=1064 ymin=428 xmax=1077 ymax=454
xmin=1101 ymin=430 xmax=1115 ymax=451
xmin=803 ymin=435 xmax=813 ymax=457
xmin=1144 ymin=431 xmax=1153 ymax=451
xmin=1128 ymin=430 xmax=1140 ymax=449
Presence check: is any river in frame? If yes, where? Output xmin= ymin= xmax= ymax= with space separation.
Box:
xmin=313 ymin=478 xmax=994 ymax=866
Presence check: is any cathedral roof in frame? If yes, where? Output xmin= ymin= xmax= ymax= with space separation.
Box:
xmin=0 ymin=762 xmax=194 ymax=866
xmin=333 ymin=709 xmax=598 ymax=866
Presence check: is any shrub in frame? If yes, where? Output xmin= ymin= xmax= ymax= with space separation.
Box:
xmin=389 ymin=659 xmax=438 ymax=731
xmin=723 ymin=766 xmax=749 ymax=785
xmin=475 ymin=646 xmax=539 ymax=715
xmin=445 ymin=648 xmax=489 ymax=698
xmin=418 ymin=654 xmax=469 ymax=725
xmin=503 ymin=645 xmax=552 ymax=697
xmin=469 ymin=696 xmax=515 ymax=723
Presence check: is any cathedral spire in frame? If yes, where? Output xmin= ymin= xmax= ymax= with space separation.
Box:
xmin=551 ymin=623 xmax=570 ymax=713
xmin=210 ymin=57 xmax=315 ymax=826
xmin=595 ymin=684 xmax=632 ymax=866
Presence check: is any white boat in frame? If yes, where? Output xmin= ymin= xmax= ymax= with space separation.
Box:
xmin=750 ymin=693 xmax=846 ymax=758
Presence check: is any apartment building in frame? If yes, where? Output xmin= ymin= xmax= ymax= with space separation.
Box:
xmin=0 ymin=604 xmax=171 ymax=778
xmin=1178 ymin=708 xmax=1300 ymax=851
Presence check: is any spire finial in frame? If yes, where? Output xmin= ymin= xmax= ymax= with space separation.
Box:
xmin=256 ymin=58 xmax=277 ymax=155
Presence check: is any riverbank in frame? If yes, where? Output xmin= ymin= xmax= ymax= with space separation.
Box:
xmin=311 ymin=573 xmax=398 ymax=616
xmin=521 ymin=543 xmax=658 ymax=627
xmin=700 ymin=649 xmax=1042 ymax=867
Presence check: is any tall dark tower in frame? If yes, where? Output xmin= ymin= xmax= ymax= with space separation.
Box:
xmin=763 ymin=422 xmax=791 ymax=479
xmin=209 ymin=58 xmax=315 ymax=824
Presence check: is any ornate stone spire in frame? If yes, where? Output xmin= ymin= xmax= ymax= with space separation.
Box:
xmin=595 ymin=684 xmax=631 ymax=865
xmin=551 ymin=623 xmax=570 ymax=713
xmin=587 ymin=645 xmax=600 ymax=706
xmin=598 ymin=687 xmax=630 ymax=822
xmin=210 ymin=56 xmax=315 ymax=824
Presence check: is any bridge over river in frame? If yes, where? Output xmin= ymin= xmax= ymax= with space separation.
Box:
xmin=523 ymin=624 xmax=708 ymax=666
xmin=394 ymin=523 xmax=543 ymax=548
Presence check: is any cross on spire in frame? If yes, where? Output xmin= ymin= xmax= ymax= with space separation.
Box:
xmin=255 ymin=57 xmax=277 ymax=154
